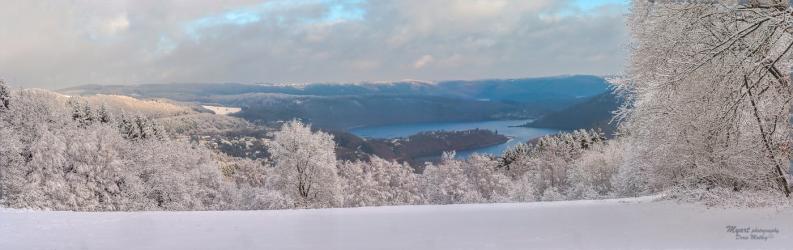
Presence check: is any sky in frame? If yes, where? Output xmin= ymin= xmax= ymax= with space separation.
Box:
xmin=0 ymin=0 xmax=629 ymax=89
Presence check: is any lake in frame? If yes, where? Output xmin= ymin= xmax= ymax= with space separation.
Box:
xmin=350 ymin=120 xmax=558 ymax=159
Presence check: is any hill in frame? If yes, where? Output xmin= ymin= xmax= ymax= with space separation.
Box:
xmin=522 ymin=91 xmax=622 ymax=136
xmin=330 ymin=129 xmax=508 ymax=166
xmin=81 ymin=94 xmax=199 ymax=118
xmin=222 ymin=93 xmax=535 ymax=129
xmin=59 ymin=75 xmax=611 ymax=129
xmin=59 ymin=75 xmax=608 ymax=104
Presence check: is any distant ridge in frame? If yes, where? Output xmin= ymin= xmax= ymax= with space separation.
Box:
xmin=58 ymin=75 xmax=609 ymax=103
xmin=59 ymin=75 xmax=612 ymax=129
xmin=522 ymin=91 xmax=622 ymax=136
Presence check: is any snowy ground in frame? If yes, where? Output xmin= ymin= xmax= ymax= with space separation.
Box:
xmin=201 ymin=105 xmax=241 ymax=115
xmin=2 ymin=197 xmax=792 ymax=250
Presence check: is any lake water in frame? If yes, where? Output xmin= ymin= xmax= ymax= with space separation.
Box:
xmin=350 ymin=120 xmax=558 ymax=159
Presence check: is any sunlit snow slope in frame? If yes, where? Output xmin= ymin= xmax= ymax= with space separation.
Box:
xmin=1 ymin=197 xmax=791 ymax=250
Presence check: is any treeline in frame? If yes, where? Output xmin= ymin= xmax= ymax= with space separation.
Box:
xmin=209 ymin=121 xmax=633 ymax=208
xmin=190 ymin=127 xmax=508 ymax=166
xmin=332 ymin=129 xmax=508 ymax=164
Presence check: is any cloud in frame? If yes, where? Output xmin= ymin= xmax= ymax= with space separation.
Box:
xmin=0 ymin=0 xmax=628 ymax=88
xmin=102 ymin=14 xmax=129 ymax=35
xmin=413 ymin=55 xmax=434 ymax=69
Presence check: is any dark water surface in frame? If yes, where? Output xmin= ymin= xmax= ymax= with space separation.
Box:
xmin=350 ymin=120 xmax=557 ymax=159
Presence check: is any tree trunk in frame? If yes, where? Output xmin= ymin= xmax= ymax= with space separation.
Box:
xmin=744 ymin=75 xmax=791 ymax=197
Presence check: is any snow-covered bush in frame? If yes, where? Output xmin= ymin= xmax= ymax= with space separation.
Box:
xmin=664 ymin=185 xmax=793 ymax=208
xmin=220 ymin=184 xmax=292 ymax=210
xmin=540 ymin=187 xmax=564 ymax=202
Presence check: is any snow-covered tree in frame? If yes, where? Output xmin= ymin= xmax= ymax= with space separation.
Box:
xmin=501 ymin=129 xmax=607 ymax=198
xmin=0 ymin=88 xmax=239 ymax=211
xmin=338 ymin=157 xmax=422 ymax=207
xmin=0 ymin=80 xmax=10 ymax=110
xmin=567 ymin=140 xmax=626 ymax=199
xmin=216 ymin=154 xmax=271 ymax=188
xmin=97 ymin=104 xmax=112 ymax=124
xmin=498 ymin=143 xmax=530 ymax=170
xmin=462 ymin=154 xmax=512 ymax=202
xmin=617 ymin=0 xmax=792 ymax=196
xmin=267 ymin=120 xmax=342 ymax=208
xmin=611 ymin=145 xmax=650 ymax=198
xmin=509 ymin=174 xmax=537 ymax=202
xmin=117 ymin=114 xmax=165 ymax=141
xmin=421 ymin=152 xmax=482 ymax=204
xmin=67 ymin=98 xmax=95 ymax=127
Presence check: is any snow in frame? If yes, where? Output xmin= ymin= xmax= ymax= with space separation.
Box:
xmin=202 ymin=105 xmax=241 ymax=115
xmin=1 ymin=197 xmax=792 ymax=250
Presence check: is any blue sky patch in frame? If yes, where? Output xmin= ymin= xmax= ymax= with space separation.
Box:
xmin=185 ymin=0 xmax=366 ymax=39
xmin=574 ymin=0 xmax=628 ymax=11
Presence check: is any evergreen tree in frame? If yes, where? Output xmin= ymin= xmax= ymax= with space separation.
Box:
xmin=97 ymin=104 xmax=112 ymax=124
xmin=117 ymin=114 xmax=164 ymax=141
xmin=0 ymin=80 xmax=9 ymax=110
xmin=67 ymin=98 xmax=97 ymax=127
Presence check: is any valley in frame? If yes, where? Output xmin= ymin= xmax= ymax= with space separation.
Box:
xmin=59 ymin=75 xmax=611 ymax=129
xmin=57 ymin=75 xmax=616 ymax=163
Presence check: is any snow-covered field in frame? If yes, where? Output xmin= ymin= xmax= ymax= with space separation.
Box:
xmin=202 ymin=105 xmax=241 ymax=115
xmin=2 ymin=197 xmax=791 ymax=250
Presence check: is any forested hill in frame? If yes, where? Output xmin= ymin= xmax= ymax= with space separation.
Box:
xmin=521 ymin=91 xmax=622 ymax=136
xmin=330 ymin=129 xmax=508 ymax=166
xmin=59 ymin=75 xmax=611 ymax=129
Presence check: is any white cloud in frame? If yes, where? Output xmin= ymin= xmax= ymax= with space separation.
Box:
xmin=101 ymin=14 xmax=130 ymax=35
xmin=413 ymin=55 xmax=434 ymax=69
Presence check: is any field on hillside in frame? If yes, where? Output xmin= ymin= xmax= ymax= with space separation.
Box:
xmin=2 ymin=197 xmax=791 ymax=250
